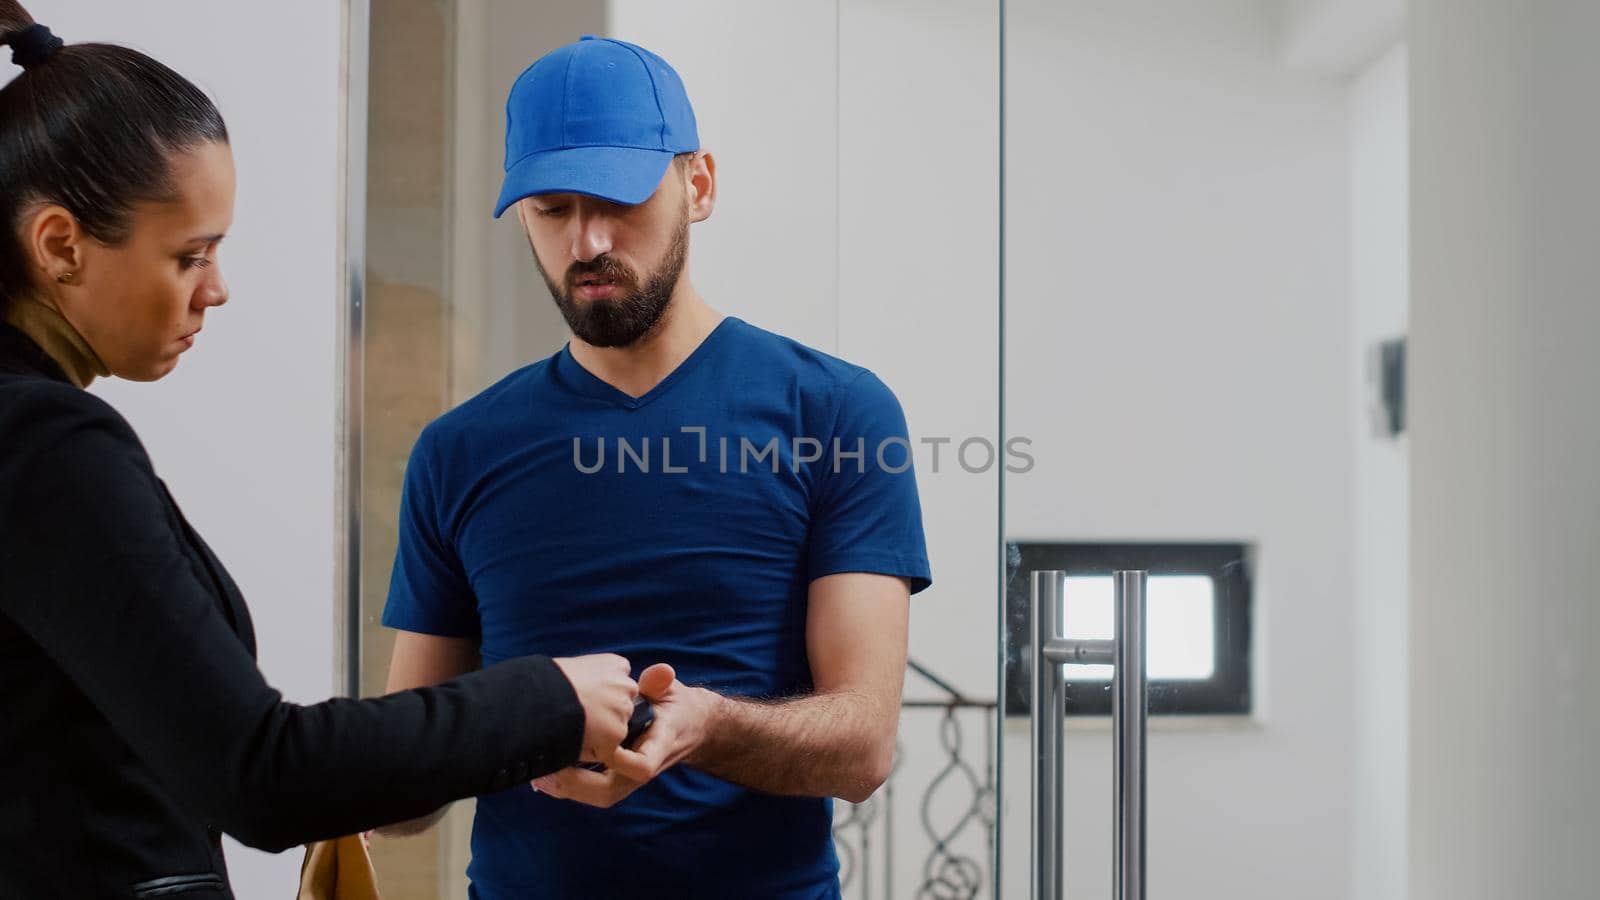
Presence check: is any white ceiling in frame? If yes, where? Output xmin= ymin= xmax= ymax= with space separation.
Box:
xmin=1277 ymin=0 xmax=1406 ymax=77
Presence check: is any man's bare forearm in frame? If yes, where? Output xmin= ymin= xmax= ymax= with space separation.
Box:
xmin=686 ymin=689 xmax=897 ymax=803
xmin=376 ymin=634 xmax=480 ymax=837
xmin=374 ymin=803 xmax=450 ymax=838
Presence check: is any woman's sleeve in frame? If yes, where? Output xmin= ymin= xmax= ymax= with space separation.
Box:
xmin=0 ymin=384 xmax=584 ymax=852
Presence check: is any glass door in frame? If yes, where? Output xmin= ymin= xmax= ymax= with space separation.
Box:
xmin=353 ymin=2 xmax=1003 ymax=897
xmin=1000 ymin=2 xmax=1410 ymax=898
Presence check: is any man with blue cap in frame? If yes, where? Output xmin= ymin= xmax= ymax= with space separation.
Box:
xmin=379 ymin=36 xmax=931 ymax=898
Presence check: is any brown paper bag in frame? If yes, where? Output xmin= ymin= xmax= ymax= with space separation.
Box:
xmin=296 ymin=834 xmax=382 ymax=900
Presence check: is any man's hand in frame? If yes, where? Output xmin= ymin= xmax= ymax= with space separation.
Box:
xmin=532 ymin=663 xmax=716 ymax=808
xmin=536 ymin=573 xmax=910 ymax=806
xmin=553 ymin=653 xmax=642 ymax=766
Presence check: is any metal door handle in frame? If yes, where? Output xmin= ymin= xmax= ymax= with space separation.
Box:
xmin=1031 ymin=569 xmax=1147 ymax=900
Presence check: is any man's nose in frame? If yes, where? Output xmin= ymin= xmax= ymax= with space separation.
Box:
xmin=572 ymin=212 xmax=615 ymax=262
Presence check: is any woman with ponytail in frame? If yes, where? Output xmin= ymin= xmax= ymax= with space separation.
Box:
xmin=0 ymin=4 xmax=639 ymax=896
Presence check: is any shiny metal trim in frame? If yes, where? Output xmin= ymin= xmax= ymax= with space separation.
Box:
xmin=1031 ymin=570 xmax=1149 ymax=900
xmin=1031 ymin=570 xmax=1065 ymax=900
xmin=337 ymin=0 xmax=370 ymax=699
xmin=1043 ymin=638 xmax=1116 ymax=666
xmin=994 ymin=1 xmax=1008 ymax=897
xmin=1113 ymin=570 xmax=1148 ymax=900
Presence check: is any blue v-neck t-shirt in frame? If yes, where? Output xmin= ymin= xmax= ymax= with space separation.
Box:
xmin=382 ymin=316 xmax=931 ymax=898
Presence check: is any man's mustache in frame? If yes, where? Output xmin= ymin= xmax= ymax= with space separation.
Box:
xmin=566 ymin=256 xmax=637 ymax=291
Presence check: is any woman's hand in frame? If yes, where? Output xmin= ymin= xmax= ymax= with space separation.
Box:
xmin=533 ymin=664 xmax=718 ymax=809
xmin=552 ymin=654 xmax=638 ymax=765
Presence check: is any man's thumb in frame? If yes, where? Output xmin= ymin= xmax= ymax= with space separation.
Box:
xmin=638 ymin=663 xmax=676 ymax=699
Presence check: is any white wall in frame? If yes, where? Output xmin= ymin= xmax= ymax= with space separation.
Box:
xmin=836 ymin=1 xmax=1001 ymax=893
xmin=1004 ymin=2 xmax=1354 ymax=898
xmin=25 ymin=1 xmax=346 ymax=895
xmin=450 ymin=0 xmax=605 ymax=399
xmin=1279 ymin=0 xmax=1405 ymax=76
xmin=606 ymin=0 xmax=840 ymax=354
xmin=1348 ymin=39 xmax=1408 ymax=900
xmin=1409 ymin=2 xmax=1600 ymax=897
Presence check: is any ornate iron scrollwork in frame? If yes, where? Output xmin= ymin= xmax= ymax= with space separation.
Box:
xmin=834 ymin=660 xmax=997 ymax=899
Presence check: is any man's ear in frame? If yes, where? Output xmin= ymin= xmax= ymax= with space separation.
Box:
xmin=686 ymin=151 xmax=716 ymax=224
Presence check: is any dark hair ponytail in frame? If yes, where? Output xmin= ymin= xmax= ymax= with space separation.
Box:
xmin=0 ymin=0 xmax=33 ymax=44
xmin=0 ymin=0 xmax=229 ymax=312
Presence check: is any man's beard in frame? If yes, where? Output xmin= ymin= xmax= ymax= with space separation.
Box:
xmin=535 ymin=216 xmax=689 ymax=349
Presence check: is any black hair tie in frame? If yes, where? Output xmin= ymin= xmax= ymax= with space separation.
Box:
xmin=11 ymin=24 xmax=64 ymax=71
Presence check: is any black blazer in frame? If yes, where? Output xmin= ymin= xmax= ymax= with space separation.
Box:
xmin=0 ymin=324 xmax=583 ymax=898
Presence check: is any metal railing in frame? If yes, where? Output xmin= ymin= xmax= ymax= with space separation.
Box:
xmin=833 ymin=660 xmax=998 ymax=899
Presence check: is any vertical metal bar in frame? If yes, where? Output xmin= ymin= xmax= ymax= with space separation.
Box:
xmin=884 ymin=777 xmax=893 ymax=900
xmin=1031 ymin=570 xmax=1066 ymax=900
xmin=984 ymin=709 xmax=996 ymax=900
xmin=1113 ymin=570 xmax=1148 ymax=900
xmin=993 ymin=1 xmax=1009 ymax=896
xmin=338 ymin=0 xmax=370 ymax=700
xmin=861 ymin=803 xmax=872 ymax=900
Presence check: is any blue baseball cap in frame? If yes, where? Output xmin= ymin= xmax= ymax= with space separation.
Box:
xmin=493 ymin=36 xmax=700 ymax=218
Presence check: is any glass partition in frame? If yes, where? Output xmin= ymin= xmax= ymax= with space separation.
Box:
xmin=354 ymin=2 xmax=1002 ymax=896
xmin=1000 ymin=2 xmax=1409 ymax=898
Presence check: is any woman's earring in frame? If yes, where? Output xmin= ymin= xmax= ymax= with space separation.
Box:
xmin=55 ymin=271 xmax=75 ymax=284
